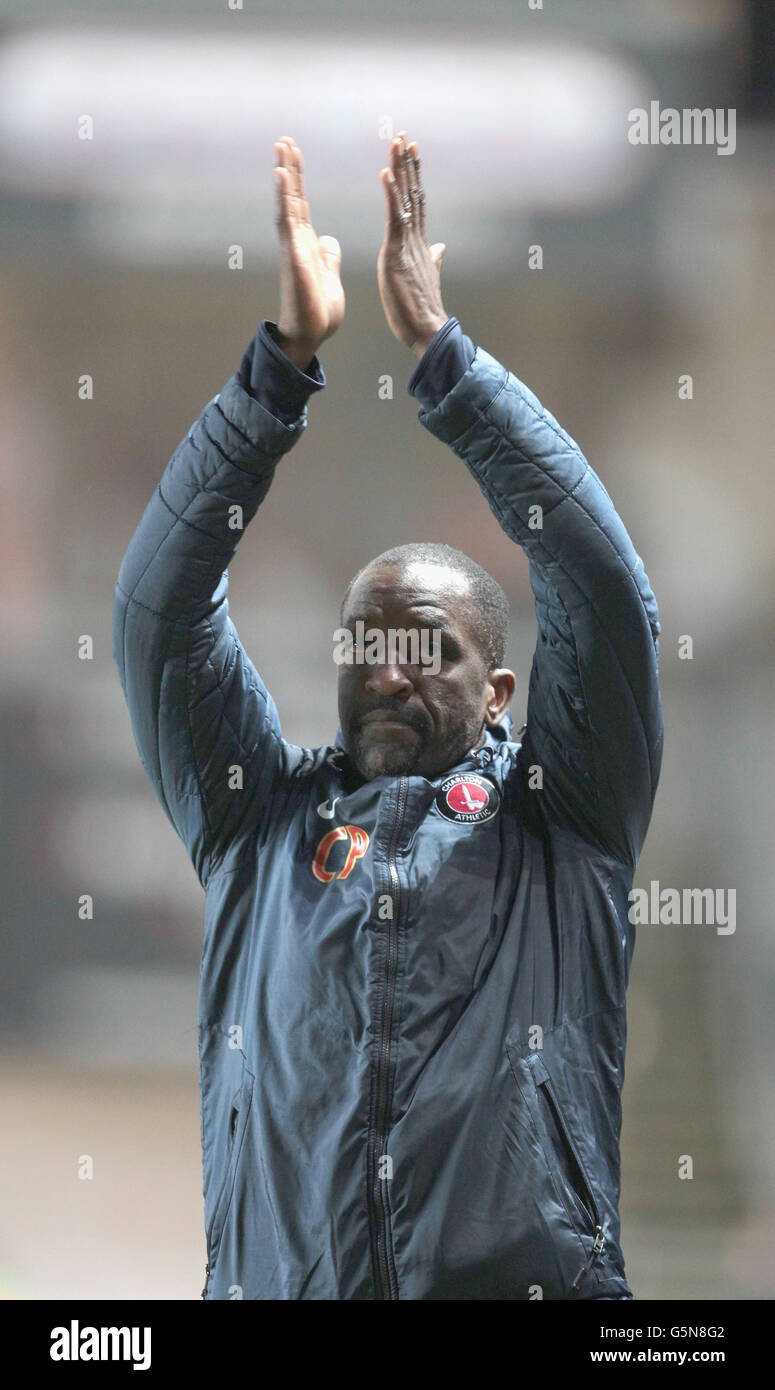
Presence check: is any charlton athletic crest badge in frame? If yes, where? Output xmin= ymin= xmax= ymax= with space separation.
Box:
xmin=435 ymin=773 xmax=500 ymax=825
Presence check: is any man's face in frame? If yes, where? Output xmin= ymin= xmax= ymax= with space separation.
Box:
xmin=337 ymin=560 xmax=511 ymax=781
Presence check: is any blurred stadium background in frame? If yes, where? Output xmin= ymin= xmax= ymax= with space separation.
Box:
xmin=0 ymin=0 xmax=773 ymax=1299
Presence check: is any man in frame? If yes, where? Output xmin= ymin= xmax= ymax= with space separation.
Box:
xmin=113 ymin=131 xmax=663 ymax=1300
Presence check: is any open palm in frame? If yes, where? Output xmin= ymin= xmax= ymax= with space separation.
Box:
xmin=274 ymin=137 xmax=344 ymax=359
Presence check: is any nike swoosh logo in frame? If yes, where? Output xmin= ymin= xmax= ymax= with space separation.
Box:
xmin=317 ymin=798 xmax=340 ymax=820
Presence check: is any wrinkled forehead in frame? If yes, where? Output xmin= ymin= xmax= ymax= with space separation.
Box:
xmin=344 ymin=561 xmax=472 ymax=618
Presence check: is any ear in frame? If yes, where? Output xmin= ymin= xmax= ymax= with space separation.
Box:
xmin=484 ymin=669 xmax=516 ymax=726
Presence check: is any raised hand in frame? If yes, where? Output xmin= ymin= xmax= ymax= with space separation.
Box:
xmin=377 ymin=132 xmax=449 ymax=357
xmin=274 ymin=136 xmax=345 ymax=370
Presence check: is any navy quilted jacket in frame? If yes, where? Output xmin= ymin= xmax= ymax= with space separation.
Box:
xmin=113 ymin=321 xmax=663 ymax=1300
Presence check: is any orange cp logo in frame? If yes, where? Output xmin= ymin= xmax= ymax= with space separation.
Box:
xmin=312 ymin=824 xmax=370 ymax=883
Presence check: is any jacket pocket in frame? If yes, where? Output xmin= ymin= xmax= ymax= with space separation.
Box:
xmin=206 ymin=1062 xmax=254 ymax=1269
xmin=532 ymin=1054 xmax=600 ymax=1235
xmin=507 ymin=1046 xmax=603 ymax=1238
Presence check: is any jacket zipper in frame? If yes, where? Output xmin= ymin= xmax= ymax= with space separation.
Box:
xmin=537 ymin=1073 xmax=607 ymax=1291
xmin=539 ymin=1075 xmax=600 ymax=1231
xmin=367 ymin=776 xmax=408 ymax=1301
xmin=571 ymin=1225 xmax=606 ymax=1292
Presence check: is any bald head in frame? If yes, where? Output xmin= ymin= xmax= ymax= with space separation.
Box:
xmin=340 ymin=542 xmax=509 ymax=672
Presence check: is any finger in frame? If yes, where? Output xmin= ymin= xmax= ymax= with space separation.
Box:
xmin=275 ymin=136 xmax=294 ymax=175
xmin=276 ymin=138 xmax=306 ymax=225
xmin=391 ymin=133 xmax=412 ymax=224
xmin=274 ymin=144 xmax=295 ymax=232
xmin=274 ymin=160 xmax=291 ymax=234
xmin=406 ymin=141 xmax=427 ymax=240
xmin=274 ymin=139 xmax=293 ymax=181
xmin=400 ymin=135 xmax=414 ymax=224
xmin=288 ymin=138 xmax=311 ymax=225
xmin=380 ymin=166 xmax=404 ymax=241
xmin=275 ymin=139 xmax=302 ymax=227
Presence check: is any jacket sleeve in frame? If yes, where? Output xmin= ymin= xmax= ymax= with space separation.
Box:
xmin=112 ymin=331 xmax=323 ymax=887
xmin=414 ymin=344 xmax=663 ymax=867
